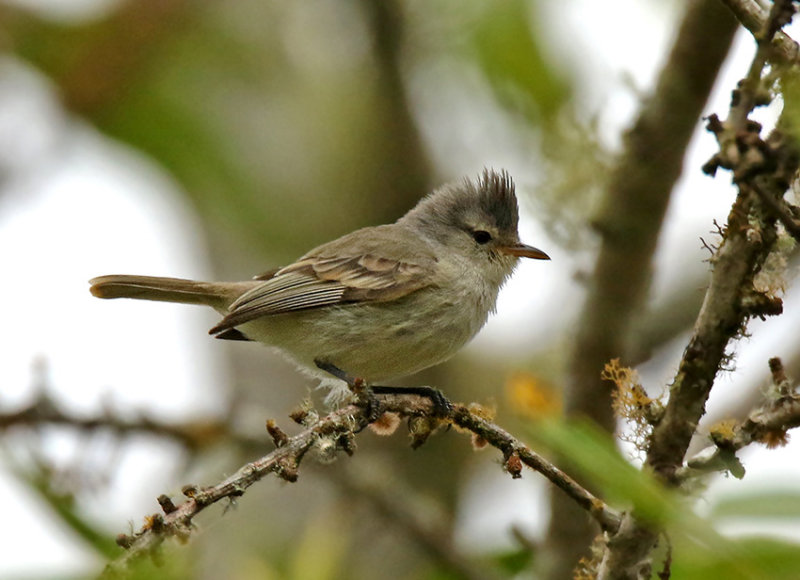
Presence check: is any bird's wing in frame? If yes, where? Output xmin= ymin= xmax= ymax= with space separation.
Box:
xmin=209 ymin=225 xmax=437 ymax=334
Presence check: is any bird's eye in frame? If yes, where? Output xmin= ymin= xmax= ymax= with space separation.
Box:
xmin=472 ymin=230 xmax=492 ymax=244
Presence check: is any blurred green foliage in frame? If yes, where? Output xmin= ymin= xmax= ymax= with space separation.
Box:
xmin=470 ymin=0 xmax=570 ymax=124
xmin=533 ymin=419 xmax=800 ymax=578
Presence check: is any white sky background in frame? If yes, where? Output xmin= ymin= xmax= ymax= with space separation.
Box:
xmin=2 ymin=0 xmax=800 ymax=575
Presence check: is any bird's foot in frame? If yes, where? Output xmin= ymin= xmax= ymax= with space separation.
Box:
xmin=313 ymin=360 xmax=454 ymax=420
xmin=371 ymin=385 xmax=454 ymax=418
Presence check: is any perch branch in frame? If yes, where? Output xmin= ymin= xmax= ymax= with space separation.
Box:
xmin=99 ymin=396 xmax=621 ymax=578
xmin=100 ymin=403 xmax=362 ymax=578
xmin=450 ymin=406 xmax=621 ymax=532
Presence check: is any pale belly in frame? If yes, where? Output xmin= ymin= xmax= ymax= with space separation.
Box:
xmin=237 ymin=286 xmax=493 ymax=383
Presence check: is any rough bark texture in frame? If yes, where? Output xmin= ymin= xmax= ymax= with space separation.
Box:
xmin=543 ymin=2 xmax=738 ymax=577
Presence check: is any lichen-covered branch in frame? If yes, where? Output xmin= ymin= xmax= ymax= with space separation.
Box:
xmin=552 ymin=0 xmax=739 ymax=575
xmin=96 ymin=396 xmax=621 ymax=578
xmin=100 ymin=403 xmax=361 ymax=578
xmin=684 ymin=357 xmax=800 ymax=475
xmin=598 ymin=2 xmax=800 ymax=578
xmin=722 ymin=0 xmax=800 ymax=66
xmin=646 ymin=0 xmax=800 ymax=485
xmin=566 ymin=0 xmax=738 ymax=439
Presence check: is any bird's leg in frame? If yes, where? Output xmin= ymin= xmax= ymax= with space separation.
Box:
xmin=314 ymin=359 xmax=382 ymax=421
xmin=313 ymin=360 xmax=453 ymax=419
xmin=314 ymin=359 xmax=359 ymax=384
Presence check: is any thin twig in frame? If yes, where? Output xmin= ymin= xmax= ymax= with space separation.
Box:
xmin=100 ymin=404 xmax=363 ymax=578
xmin=722 ymin=0 xmax=800 ymax=66
xmin=0 ymin=391 xmax=621 ymax=575
xmin=683 ymin=389 xmax=800 ymax=475
xmin=748 ymin=179 xmax=800 ymax=241
xmin=451 ymin=406 xmax=621 ymax=532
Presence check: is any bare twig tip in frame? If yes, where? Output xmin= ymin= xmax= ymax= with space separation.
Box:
xmin=115 ymin=534 xmax=134 ymax=550
xmin=181 ymin=484 xmax=199 ymax=498
xmin=157 ymin=494 xmax=177 ymax=515
xmin=504 ymin=451 xmax=523 ymax=479
xmin=266 ymin=419 xmax=289 ymax=447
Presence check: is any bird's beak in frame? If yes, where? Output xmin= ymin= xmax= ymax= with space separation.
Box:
xmin=499 ymin=243 xmax=550 ymax=260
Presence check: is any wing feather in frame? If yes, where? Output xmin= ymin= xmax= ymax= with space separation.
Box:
xmin=206 ymin=258 xmax=427 ymax=334
xmin=209 ymin=234 xmax=437 ymax=335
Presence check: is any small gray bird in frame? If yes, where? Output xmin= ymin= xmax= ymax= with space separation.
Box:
xmin=90 ymin=169 xmax=549 ymax=402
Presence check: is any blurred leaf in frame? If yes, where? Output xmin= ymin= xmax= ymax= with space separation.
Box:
xmin=489 ymin=547 xmax=534 ymax=575
xmin=20 ymin=467 xmax=120 ymax=559
xmin=234 ymin=556 xmax=282 ymax=580
xmin=532 ymin=421 xmax=800 ymax=578
xmin=288 ymin=505 xmax=351 ymax=580
xmin=505 ymin=371 xmax=561 ymax=420
xmin=710 ymin=489 xmax=800 ymax=520
xmin=778 ymin=72 xmax=800 ymax=136
xmin=470 ymin=0 xmax=570 ymax=124
xmin=531 ymin=419 xmax=683 ymax=527
xmin=670 ymin=535 xmax=800 ymax=580
xmin=119 ymin=550 xmax=195 ymax=580
xmin=720 ymin=449 xmax=746 ymax=480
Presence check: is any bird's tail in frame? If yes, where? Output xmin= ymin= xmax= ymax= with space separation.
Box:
xmin=89 ymin=275 xmax=256 ymax=311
